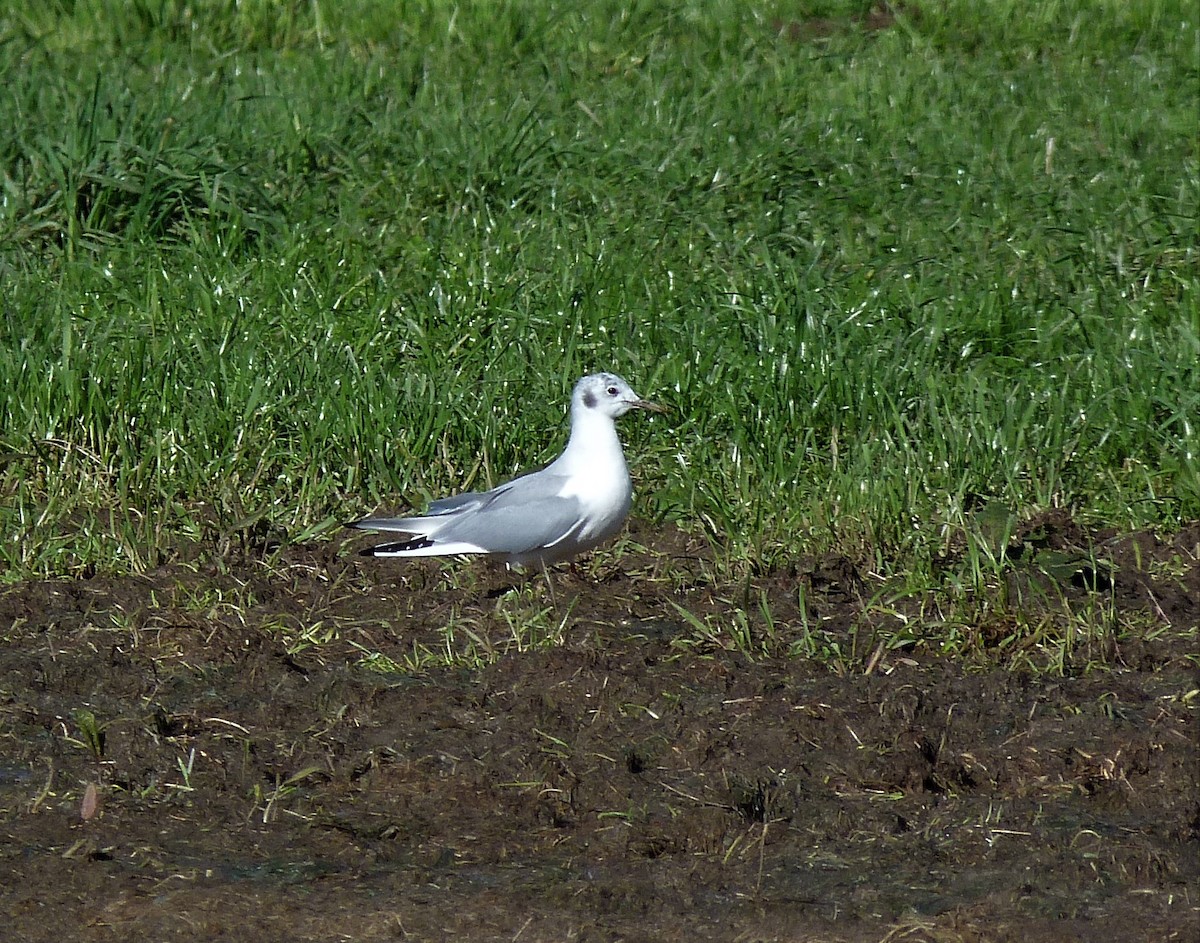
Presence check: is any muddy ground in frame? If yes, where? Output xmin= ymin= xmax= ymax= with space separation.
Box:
xmin=1 ymin=516 xmax=1197 ymax=942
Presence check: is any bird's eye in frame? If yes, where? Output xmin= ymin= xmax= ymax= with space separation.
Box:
xmin=606 ymin=386 xmax=619 ymax=396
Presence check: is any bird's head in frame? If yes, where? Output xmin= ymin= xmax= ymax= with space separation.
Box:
xmin=574 ymin=373 xmax=667 ymax=419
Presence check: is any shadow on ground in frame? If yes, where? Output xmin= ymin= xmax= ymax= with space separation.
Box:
xmin=1 ymin=516 xmax=1197 ymax=942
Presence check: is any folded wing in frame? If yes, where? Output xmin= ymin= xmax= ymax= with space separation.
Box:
xmin=354 ymin=472 xmax=587 ymax=560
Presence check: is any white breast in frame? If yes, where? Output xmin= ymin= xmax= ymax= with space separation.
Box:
xmin=545 ymin=403 xmax=638 ymax=547
xmin=560 ymin=460 xmax=632 ymax=538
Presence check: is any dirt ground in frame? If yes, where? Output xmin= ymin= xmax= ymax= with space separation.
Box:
xmin=1 ymin=515 xmax=1197 ymax=942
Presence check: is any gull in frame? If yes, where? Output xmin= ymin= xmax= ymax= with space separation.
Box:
xmin=351 ymin=372 xmax=666 ymax=567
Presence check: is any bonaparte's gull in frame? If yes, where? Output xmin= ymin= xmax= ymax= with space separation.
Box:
xmin=351 ymin=373 xmax=666 ymax=566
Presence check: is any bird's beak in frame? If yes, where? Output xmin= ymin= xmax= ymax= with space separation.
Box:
xmin=631 ymin=397 xmax=669 ymax=414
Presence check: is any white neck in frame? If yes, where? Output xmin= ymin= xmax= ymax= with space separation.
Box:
xmin=554 ymin=405 xmax=626 ymax=475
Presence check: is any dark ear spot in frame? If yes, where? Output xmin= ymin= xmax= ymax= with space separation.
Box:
xmin=582 ymin=390 xmax=597 ymax=408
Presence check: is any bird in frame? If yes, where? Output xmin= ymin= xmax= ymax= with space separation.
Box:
xmin=350 ymin=372 xmax=666 ymax=567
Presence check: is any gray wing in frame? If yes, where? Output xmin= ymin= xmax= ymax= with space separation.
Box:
xmin=433 ymin=471 xmax=585 ymax=554
xmin=426 ymin=489 xmax=493 ymax=516
xmin=353 ymin=469 xmax=586 ymax=555
xmin=350 ymin=483 xmax=528 ymax=533
xmin=387 ymin=465 xmax=564 ymax=519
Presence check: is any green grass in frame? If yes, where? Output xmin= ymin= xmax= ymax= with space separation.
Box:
xmin=0 ymin=0 xmax=1196 ymax=581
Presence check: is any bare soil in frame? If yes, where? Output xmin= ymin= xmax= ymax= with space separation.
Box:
xmin=1 ymin=517 xmax=1197 ymax=942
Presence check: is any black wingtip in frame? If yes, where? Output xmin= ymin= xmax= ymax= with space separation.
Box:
xmin=359 ymin=536 xmax=436 ymax=557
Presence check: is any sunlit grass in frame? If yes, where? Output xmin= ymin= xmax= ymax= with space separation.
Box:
xmin=0 ymin=0 xmax=1196 ymax=587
